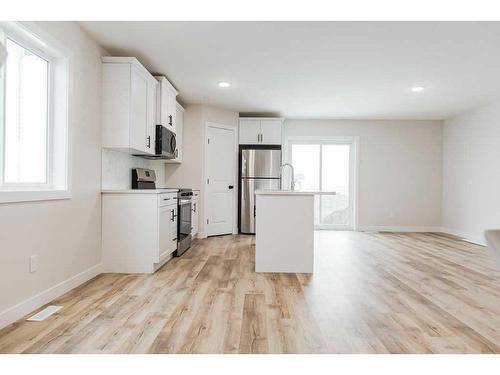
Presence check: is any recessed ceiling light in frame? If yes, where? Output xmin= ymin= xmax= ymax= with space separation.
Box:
xmin=218 ymin=81 xmax=231 ymax=88
xmin=411 ymin=86 xmax=425 ymax=93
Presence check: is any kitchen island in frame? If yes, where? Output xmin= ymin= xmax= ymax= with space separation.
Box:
xmin=255 ymin=190 xmax=314 ymax=273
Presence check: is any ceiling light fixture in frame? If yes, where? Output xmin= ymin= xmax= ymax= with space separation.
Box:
xmin=411 ymin=86 xmax=425 ymax=93
xmin=218 ymin=81 xmax=231 ymax=88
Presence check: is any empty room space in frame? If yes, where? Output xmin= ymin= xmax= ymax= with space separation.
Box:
xmin=1 ymin=7 xmax=500 ymax=371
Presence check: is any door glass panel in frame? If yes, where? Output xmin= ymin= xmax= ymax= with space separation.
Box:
xmin=320 ymin=194 xmax=349 ymax=226
xmin=321 ymin=144 xmax=350 ymax=226
xmin=314 ymin=194 xmax=320 ymax=226
xmin=291 ymin=144 xmax=320 ymax=191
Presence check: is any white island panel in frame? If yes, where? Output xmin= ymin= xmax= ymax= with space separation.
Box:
xmin=255 ymin=191 xmax=314 ymax=273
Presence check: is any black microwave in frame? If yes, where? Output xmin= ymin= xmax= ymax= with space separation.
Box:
xmin=155 ymin=125 xmax=177 ymax=159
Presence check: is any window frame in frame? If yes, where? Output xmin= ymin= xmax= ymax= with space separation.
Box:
xmin=0 ymin=22 xmax=70 ymax=204
xmin=1 ymin=33 xmax=54 ymax=189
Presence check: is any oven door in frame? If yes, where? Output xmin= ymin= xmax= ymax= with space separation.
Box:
xmin=177 ymin=199 xmax=192 ymax=247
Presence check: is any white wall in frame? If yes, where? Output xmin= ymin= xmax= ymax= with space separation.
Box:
xmin=284 ymin=119 xmax=443 ymax=230
xmin=101 ymin=149 xmax=166 ymax=190
xmin=442 ymin=101 xmax=500 ymax=245
xmin=0 ymin=22 xmax=105 ymax=328
xmin=164 ymin=104 xmax=239 ymax=236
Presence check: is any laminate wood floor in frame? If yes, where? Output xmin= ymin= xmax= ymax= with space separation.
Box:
xmin=1 ymin=231 xmax=500 ymax=354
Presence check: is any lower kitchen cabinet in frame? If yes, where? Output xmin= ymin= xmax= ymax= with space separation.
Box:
xmin=158 ymin=203 xmax=177 ymax=263
xmin=102 ymin=190 xmax=178 ymax=273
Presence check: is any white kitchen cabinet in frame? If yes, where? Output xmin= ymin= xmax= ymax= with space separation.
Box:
xmin=191 ymin=191 xmax=199 ymax=238
xmin=102 ymin=190 xmax=178 ymax=273
xmin=102 ymin=57 xmax=157 ymax=156
xmin=165 ymin=102 xmax=184 ymax=164
xmin=170 ymin=205 xmax=178 ymax=252
xmin=155 ymin=75 xmax=178 ymax=133
xmin=239 ymin=119 xmax=261 ymax=144
xmin=238 ymin=118 xmax=284 ymax=145
xmin=158 ymin=203 xmax=177 ymax=263
xmin=260 ymin=119 xmax=283 ymax=144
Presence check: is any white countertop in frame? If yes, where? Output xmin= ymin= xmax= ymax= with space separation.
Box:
xmin=255 ymin=189 xmax=317 ymax=196
xmin=101 ymin=189 xmax=179 ymax=194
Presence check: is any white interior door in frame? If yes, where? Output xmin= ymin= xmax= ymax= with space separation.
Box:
xmin=206 ymin=125 xmax=235 ymax=236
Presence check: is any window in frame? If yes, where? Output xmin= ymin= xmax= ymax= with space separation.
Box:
xmin=0 ymin=22 xmax=69 ymax=203
xmin=288 ymin=137 xmax=357 ymax=229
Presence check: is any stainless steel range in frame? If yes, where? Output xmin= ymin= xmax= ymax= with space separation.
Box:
xmin=174 ymin=188 xmax=193 ymax=256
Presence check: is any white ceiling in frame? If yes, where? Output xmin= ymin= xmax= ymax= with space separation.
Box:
xmin=80 ymin=21 xmax=500 ymax=119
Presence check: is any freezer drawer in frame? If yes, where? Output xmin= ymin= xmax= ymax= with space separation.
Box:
xmin=241 ymin=149 xmax=281 ymax=178
xmin=240 ymin=178 xmax=281 ymax=234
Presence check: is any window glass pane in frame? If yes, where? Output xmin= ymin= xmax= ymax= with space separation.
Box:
xmin=4 ymin=38 xmax=48 ymax=184
xmin=314 ymin=194 xmax=320 ymax=226
xmin=320 ymin=144 xmax=350 ymax=226
xmin=291 ymin=144 xmax=320 ymax=191
xmin=321 ymin=144 xmax=349 ymax=193
xmin=320 ymin=194 xmax=349 ymax=225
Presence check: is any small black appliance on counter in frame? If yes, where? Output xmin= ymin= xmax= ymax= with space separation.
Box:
xmin=132 ymin=168 xmax=156 ymax=189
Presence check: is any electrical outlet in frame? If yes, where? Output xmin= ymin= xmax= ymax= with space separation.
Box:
xmin=30 ymin=255 xmax=38 ymax=273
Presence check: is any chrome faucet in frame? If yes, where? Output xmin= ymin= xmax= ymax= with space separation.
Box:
xmin=280 ymin=163 xmax=295 ymax=191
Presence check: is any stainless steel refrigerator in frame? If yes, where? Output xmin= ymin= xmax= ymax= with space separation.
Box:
xmin=239 ymin=147 xmax=281 ymax=234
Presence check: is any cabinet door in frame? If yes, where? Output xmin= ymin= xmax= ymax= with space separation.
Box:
xmin=174 ymin=105 xmax=183 ymax=161
xmin=170 ymin=205 xmax=178 ymax=253
xmin=146 ymin=78 xmax=157 ymax=154
xmin=239 ymin=120 xmax=261 ymax=144
xmin=191 ymin=199 xmax=199 ymax=237
xmin=158 ymin=206 xmax=172 ymax=262
xmin=260 ymin=120 xmax=282 ymax=145
xmin=130 ymin=66 xmax=149 ymax=154
xmin=167 ymin=89 xmax=177 ymax=133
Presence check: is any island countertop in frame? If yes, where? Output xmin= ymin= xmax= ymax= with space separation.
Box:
xmin=255 ymin=189 xmax=323 ymax=196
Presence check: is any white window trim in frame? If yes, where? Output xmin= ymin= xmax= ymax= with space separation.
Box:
xmin=0 ymin=21 xmax=72 ymax=204
xmin=284 ymin=135 xmax=359 ymax=231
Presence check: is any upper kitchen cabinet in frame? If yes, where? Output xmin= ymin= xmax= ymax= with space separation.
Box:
xmin=165 ymin=102 xmax=184 ymax=164
xmin=102 ymin=57 xmax=157 ymax=156
xmin=155 ymin=75 xmax=178 ymax=133
xmin=239 ymin=118 xmax=284 ymax=145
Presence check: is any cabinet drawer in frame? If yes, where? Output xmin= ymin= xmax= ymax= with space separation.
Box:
xmin=158 ymin=193 xmax=177 ymax=207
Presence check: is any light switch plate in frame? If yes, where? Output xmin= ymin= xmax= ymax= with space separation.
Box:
xmin=30 ymin=255 xmax=38 ymax=273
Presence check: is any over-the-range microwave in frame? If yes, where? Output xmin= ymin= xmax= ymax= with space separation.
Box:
xmin=140 ymin=125 xmax=177 ymax=160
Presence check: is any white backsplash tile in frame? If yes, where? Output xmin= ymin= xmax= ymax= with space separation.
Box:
xmin=101 ymin=149 xmax=166 ymax=190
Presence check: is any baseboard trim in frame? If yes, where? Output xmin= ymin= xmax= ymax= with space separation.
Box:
xmin=358 ymin=226 xmax=443 ymax=233
xmin=439 ymin=228 xmax=487 ymax=246
xmin=0 ymin=262 xmax=103 ymax=330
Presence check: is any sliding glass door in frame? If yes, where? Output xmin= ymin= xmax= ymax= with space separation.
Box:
xmin=289 ymin=138 xmax=356 ymax=230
